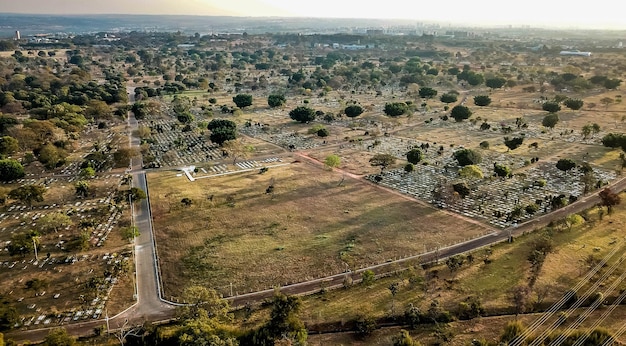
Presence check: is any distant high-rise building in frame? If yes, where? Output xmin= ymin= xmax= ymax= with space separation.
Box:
xmin=14 ymin=31 xmax=20 ymax=40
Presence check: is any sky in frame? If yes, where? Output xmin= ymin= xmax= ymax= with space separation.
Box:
xmin=3 ymin=0 xmax=626 ymax=29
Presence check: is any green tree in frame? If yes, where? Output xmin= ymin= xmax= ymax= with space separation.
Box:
xmin=176 ymin=112 xmax=194 ymax=124
xmin=454 ymin=149 xmax=482 ymax=166
xmin=84 ymin=100 xmax=112 ymax=121
xmin=233 ymin=94 xmax=253 ymax=108
xmin=9 ymin=185 xmax=45 ymax=206
xmin=75 ymin=180 xmax=89 ymax=198
xmin=245 ymin=292 xmax=307 ymax=346
xmin=485 ymin=77 xmax=507 ymax=89
xmin=504 ymin=136 xmax=524 ymax=150
xmin=121 ymin=226 xmax=140 ymax=242
xmin=267 ymin=94 xmax=286 ymax=108
xmin=473 ymin=95 xmax=491 ymax=106
xmin=289 ymin=106 xmax=316 ymax=123
xmin=418 ymin=87 xmax=437 ymax=99
xmin=556 ymin=158 xmax=576 ymax=172
xmin=450 ymin=105 xmax=472 ymax=122
xmin=344 ymin=104 xmax=364 ymax=118
xmin=493 ymin=163 xmax=512 ymax=178
xmin=439 ymin=93 xmax=458 ymax=104
xmin=361 ymin=270 xmax=375 ymax=286
xmin=38 ymin=212 xmax=72 ymax=233
xmin=324 ymin=154 xmax=341 ymax=169
xmin=37 ymin=143 xmax=67 ymax=169
xmin=369 ymin=153 xmax=396 ymax=173
xmin=406 ymin=148 xmax=422 ymax=164
xmin=384 ymin=102 xmax=409 ymax=117
xmin=80 ymin=167 xmax=95 ymax=178
xmin=0 ymin=136 xmax=18 ymax=156
xmin=0 ymin=159 xmax=24 ymax=181
xmin=564 ymin=98 xmax=584 ymax=110
xmin=44 ymin=327 xmax=76 ymax=346
xmin=207 ymin=119 xmax=237 ymax=145
xmin=542 ymin=113 xmax=559 ymax=129
xmin=542 ymin=102 xmax=561 ymax=113
xmin=129 ymin=187 xmax=147 ymax=202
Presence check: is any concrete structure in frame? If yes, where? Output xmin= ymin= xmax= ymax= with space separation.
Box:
xmin=14 ymin=30 xmax=20 ymax=40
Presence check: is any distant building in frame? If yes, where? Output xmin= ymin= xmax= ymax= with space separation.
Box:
xmin=14 ymin=30 xmax=20 ymax=40
xmin=366 ymin=29 xmax=384 ymax=36
xmin=559 ymin=50 xmax=592 ymax=57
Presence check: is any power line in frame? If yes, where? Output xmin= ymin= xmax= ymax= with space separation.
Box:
xmin=509 ymin=244 xmax=622 ymax=346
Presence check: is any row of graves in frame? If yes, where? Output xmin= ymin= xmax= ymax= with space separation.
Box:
xmin=363 ymin=136 xmax=617 ymax=228
xmin=0 ymin=172 xmax=131 ymax=328
xmin=142 ymin=119 xmax=287 ymax=174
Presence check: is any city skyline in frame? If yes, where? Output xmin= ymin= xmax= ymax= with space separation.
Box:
xmin=2 ymin=0 xmax=626 ymax=30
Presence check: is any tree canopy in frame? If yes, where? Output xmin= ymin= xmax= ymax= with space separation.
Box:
xmin=384 ymin=102 xmax=409 ymax=117
xmin=542 ymin=113 xmax=559 ymax=129
xmin=556 ymin=158 xmax=576 ymax=172
xmin=344 ymin=104 xmax=364 ymax=118
xmin=232 ymin=94 xmax=253 ymax=108
xmin=8 ymin=185 xmax=45 ymax=206
xmin=485 ymin=77 xmax=507 ymax=89
xmin=564 ymin=98 xmax=584 ymax=110
xmin=542 ymin=102 xmax=561 ymax=113
xmin=450 ymin=105 xmax=472 ymax=122
xmin=406 ymin=148 xmax=423 ymax=164
xmin=454 ymin=149 xmax=482 ymax=166
xmin=440 ymin=93 xmax=458 ymax=104
xmin=267 ymin=94 xmax=286 ymax=108
xmin=418 ymin=87 xmax=437 ymax=99
xmin=0 ymin=159 xmax=24 ymax=182
xmin=207 ymin=119 xmax=237 ymax=145
xmin=473 ymin=95 xmax=491 ymax=107
xmin=289 ymin=106 xmax=316 ymax=123
xmin=370 ymin=153 xmax=396 ymax=172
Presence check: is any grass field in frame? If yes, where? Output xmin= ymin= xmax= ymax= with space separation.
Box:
xmin=239 ymin=193 xmax=626 ymax=345
xmin=149 ymin=160 xmax=493 ymax=299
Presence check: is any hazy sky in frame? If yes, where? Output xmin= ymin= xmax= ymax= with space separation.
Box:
xmin=3 ymin=0 xmax=626 ymax=29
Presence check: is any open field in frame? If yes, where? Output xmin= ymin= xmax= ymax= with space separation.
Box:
xmin=149 ymin=161 xmax=494 ymax=299
xmin=233 ymin=193 xmax=626 ymax=344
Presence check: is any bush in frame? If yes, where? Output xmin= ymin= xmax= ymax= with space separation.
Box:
xmin=0 ymin=159 xmax=25 ymax=181
xmin=232 ymin=94 xmax=253 ymax=108
xmin=267 ymin=94 xmax=286 ymax=108
xmin=473 ymin=95 xmax=492 ymax=106
xmin=384 ymin=102 xmax=409 ymax=116
xmin=289 ymin=106 xmax=316 ymax=123
xmin=344 ymin=104 xmax=364 ymax=118
xmin=317 ymin=128 xmax=329 ymax=137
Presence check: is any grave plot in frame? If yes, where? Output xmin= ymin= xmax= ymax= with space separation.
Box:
xmin=0 ymin=174 xmax=134 ymax=327
xmin=240 ymin=124 xmax=320 ymax=150
xmin=368 ymin=161 xmax=617 ymax=228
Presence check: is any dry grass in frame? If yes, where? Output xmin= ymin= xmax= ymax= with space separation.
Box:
xmin=149 ymin=161 xmax=493 ymax=298
xmin=292 ymin=194 xmax=626 ymax=344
